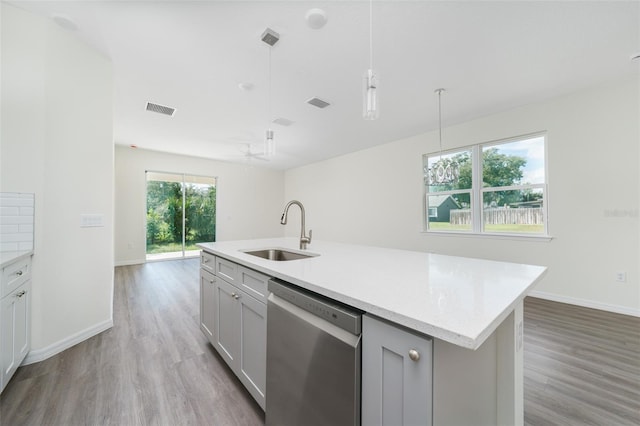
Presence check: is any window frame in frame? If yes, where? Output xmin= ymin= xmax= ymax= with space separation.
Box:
xmin=423 ymin=132 xmax=550 ymax=239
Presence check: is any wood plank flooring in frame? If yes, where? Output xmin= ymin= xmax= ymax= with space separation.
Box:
xmin=0 ymin=259 xmax=264 ymax=426
xmin=524 ymin=297 xmax=640 ymax=425
xmin=1 ymin=260 xmax=638 ymax=425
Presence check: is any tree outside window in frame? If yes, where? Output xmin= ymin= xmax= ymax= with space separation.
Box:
xmin=146 ymin=172 xmax=216 ymax=259
xmin=424 ymin=134 xmax=547 ymax=236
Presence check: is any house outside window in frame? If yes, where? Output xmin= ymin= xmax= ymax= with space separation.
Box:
xmin=423 ymin=134 xmax=548 ymax=237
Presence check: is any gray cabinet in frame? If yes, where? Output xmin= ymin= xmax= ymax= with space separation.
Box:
xmin=235 ymin=283 xmax=266 ymax=407
xmin=200 ymin=251 xmax=267 ymax=410
xmin=213 ymin=268 xmax=267 ymax=410
xmin=362 ymin=314 xmax=433 ymax=426
xmin=199 ymin=268 xmax=215 ymax=344
xmin=213 ymin=277 xmax=240 ymax=365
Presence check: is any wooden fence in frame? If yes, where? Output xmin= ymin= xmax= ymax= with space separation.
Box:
xmin=450 ymin=207 xmax=544 ymax=225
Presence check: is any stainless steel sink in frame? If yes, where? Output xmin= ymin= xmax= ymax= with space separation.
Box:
xmin=243 ymin=248 xmax=318 ymax=261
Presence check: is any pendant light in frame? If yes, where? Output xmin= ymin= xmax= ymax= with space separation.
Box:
xmin=363 ymin=0 xmax=379 ymax=120
xmin=261 ymin=28 xmax=279 ymax=157
xmin=428 ymin=89 xmax=460 ymax=185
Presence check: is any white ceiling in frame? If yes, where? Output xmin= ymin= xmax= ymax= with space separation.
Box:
xmin=9 ymin=1 xmax=640 ymax=170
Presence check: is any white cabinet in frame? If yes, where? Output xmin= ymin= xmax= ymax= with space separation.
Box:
xmin=362 ymin=314 xmax=433 ymax=426
xmin=199 ymin=268 xmax=216 ymax=344
xmin=0 ymin=255 xmax=32 ymax=394
xmin=200 ymin=251 xmax=268 ymax=410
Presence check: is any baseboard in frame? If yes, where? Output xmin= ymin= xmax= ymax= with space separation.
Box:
xmin=22 ymin=318 xmax=114 ymax=365
xmin=528 ymin=290 xmax=640 ymax=317
xmin=115 ymin=256 xmax=199 ymax=266
xmin=115 ymin=258 xmax=145 ymax=266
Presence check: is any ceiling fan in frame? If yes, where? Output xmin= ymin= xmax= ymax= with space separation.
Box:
xmin=239 ymin=143 xmax=269 ymax=162
xmin=207 ymin=133 xmax=270 ymax=163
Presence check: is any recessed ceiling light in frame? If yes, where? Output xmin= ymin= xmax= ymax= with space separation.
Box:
xmin=52 ymin=14 xmax=78 ymax=31
xmin=305 ymin=8 xmax=328 ymax=30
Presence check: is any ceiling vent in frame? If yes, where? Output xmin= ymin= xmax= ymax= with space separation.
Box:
xmin=261 ymin=28 xmax=280 ymax=46
xmin=145 ymin=102 xmax=176 ymax=117
xmin=273 ymin=117 xmax=294 ymax=126
xmin=306 ymin=97 xmax=330 ymax=109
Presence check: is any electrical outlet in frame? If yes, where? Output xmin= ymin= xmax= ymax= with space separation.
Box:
xmin=615 ymin=271 xmax=627 ymax=283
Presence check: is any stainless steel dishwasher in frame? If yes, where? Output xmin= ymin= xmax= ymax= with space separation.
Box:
xmin=266 ymin=278 xmax=362 ymax=426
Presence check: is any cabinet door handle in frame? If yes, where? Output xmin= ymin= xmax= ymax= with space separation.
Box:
xmin=408 ymin=349 xmax=420 ymax=362
xmin=16 ymin=270 xmax=23 ymax=276
xmin=231 ymin=292 xmax=240 ymax=300
xmin=202 ymin=257 xmax=209 ymax=263
xmin=209 ymin=279 xmax=215 ymax=284
xmin=16 ymin=290 xmax=26 ymax=298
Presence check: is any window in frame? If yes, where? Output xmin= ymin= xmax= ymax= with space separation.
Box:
xmin=423 ymin=134 xmax=548 ymax=237
xmin=146 ymin=171 xmax=217 ymax=260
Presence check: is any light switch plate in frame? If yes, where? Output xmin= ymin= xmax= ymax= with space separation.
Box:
xmin=80 ymin=214 xmax=104 ymax=227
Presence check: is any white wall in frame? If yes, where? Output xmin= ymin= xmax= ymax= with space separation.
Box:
xmin=114 ymin=146 xmax=285 ymax=265
xmin=285 ymin=76 xmax=640 ymax=316
xmin=1 ymin=4 xmax=115 ymax=359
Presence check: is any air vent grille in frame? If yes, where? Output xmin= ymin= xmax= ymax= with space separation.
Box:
xmin=306 ymin=97 xmax=330 ymax=109
xmin=273 ymin=117 xmax=294 ymax=126
xmin=145 ymin=102 xmax=176 ymax=116
xmin=261 ymin=28 xmax=280 ymax=46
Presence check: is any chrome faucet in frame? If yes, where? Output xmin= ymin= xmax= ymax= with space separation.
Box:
xmin=281 ymin=200 xmax=312 ymax=250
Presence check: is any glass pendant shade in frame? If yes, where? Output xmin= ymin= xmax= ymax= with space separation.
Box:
xmin=264 ymin=128 xmax=275 ymax=157
xmin=363 ymin=68 xmax=379 ymax=120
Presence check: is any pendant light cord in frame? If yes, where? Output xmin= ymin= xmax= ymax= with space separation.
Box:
xmin=369 ymin=0 xmax=373 ymax=70
xmin=438 ymin=89 xmax=442 ymax=153
xmin=436 ymin=88 xmax=444 ymax=160
xmin=268 ymin=46 xmax=272 ymax=124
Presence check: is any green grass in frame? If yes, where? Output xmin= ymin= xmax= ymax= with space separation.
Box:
xmin=428 ymin=222 xmax=543 ymax=233
xmin=147 ymin=242 xmax=201 ymax=254
xmin=428 ymin=222 xmax=471 ymax=231
xmin=484 ymin=224 xmax=544 ymax=233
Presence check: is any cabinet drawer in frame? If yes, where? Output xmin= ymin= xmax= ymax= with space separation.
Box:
xmin=215 ymin=257 xmax=238 ymax=284
xmin=1 ymin=256 xmax=32 ymax=299
xmin=238 ymin=265 xmax=269 ymax=304
xmin=201 ymin=251 xmax=215 ymax=274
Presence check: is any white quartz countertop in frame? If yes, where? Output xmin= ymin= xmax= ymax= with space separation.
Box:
xmin=198 ymin=238 xmax=546 ymax=350
xmin=1 ymin=250 xmax=33 ymax=268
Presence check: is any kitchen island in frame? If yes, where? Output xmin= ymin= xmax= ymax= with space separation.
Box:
xmin=198 ymin=238 xmax=547 ymax=425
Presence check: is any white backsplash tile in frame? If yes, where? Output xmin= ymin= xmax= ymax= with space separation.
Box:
xmin=0 ymin=192 xmax=35 ymax=252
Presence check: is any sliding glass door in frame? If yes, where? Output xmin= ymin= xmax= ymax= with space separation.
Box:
xmin=146 ymin=171 xmax=216 ymax=260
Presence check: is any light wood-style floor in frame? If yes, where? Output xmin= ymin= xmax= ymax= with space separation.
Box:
xmin=1 ymin=259 xmax=638 ymax=425
xmin=0 ymin=259 xmax=264 ymax=426
xmin=524 ymin=297 xmax=640 ymax=425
